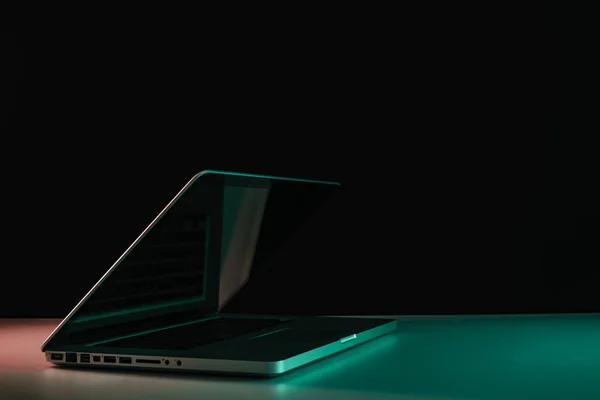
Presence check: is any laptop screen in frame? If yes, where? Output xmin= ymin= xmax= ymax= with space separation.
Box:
xmin=218 ymin=174 xmax=341 ymax=315
xmin=61 ymin=171 xmax=341 ymax=329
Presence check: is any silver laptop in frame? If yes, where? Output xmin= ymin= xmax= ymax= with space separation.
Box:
xmin=41 ymin=170 xmax=396 ymax=377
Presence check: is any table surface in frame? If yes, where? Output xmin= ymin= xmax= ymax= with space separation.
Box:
xmin=1 ymin=315 xmax=599 ymax=400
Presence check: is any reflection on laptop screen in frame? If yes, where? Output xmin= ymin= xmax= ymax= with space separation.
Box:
xmin=66 ymin=172 xmax=341 ymax=327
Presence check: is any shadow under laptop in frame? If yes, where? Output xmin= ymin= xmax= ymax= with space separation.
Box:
xmin=46 ymin=363 xmax=256 ymax=383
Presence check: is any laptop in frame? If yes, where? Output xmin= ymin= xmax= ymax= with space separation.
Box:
xmin=41 ymin=170 xmax=396 ymax=377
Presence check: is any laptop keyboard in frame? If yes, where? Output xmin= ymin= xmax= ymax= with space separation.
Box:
xmin=98 ymin=317 xmax=289 ymax=350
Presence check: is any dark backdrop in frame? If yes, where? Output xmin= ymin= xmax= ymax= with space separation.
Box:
xmin=4 ymin=8 xmax=594 ymax=318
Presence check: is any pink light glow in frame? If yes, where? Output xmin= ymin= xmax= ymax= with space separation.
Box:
xmin=0 ymin=319 xmax=58 ymax=370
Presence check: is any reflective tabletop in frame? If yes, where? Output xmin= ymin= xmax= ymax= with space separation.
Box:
xmin=1 ymin=314 xmax=599 ymax=400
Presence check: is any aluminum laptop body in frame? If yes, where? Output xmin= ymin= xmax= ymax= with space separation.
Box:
xmin=41 ymin=170 xmax=396 ymax=377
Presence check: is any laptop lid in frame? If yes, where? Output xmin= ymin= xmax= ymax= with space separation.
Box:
xmin=42 ymin=170 xmax=341 ymax=351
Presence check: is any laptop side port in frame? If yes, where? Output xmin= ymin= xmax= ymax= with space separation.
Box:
xmin=66 ymin=353 xmax=78 ymax=363
xmin=135 ymin=358 xmax=161 ymax=364
xmin=93 ymin=355 xmax=101 ymax=362
xmin=80 ymin=354 xmax=90 ymax=363
xmin=103 ymin=356 xmax=117 ymax=363
xmin=50 ymin=353 xmax=64 ymax=361
xmin=135 ymin=358 xmax=161 ymax=365
xmin=119 ymin=357 xmax=132 ymax=364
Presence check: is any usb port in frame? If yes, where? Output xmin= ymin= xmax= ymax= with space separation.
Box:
xmin=93 ymin=355 xmax=101 ymax=362
xmin=103 ymin=356 xmax=117 ymax=363
xmin=50 ymin=353 xmax=64 ymax=361
xmin=66 ymin=353 xmax=78 ymax=363
xmin=119 ymin=357 xmax=132 ymax=364
xmin=80 ymin=354 xmax=90 ymax=363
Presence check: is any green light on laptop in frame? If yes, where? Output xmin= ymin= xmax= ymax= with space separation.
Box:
xmin=85 ymin=315 xmax=221 ymax=347
xmin=71 ymin=297 xmax=205 ymax=323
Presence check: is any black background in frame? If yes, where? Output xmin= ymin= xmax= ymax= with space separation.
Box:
xmin=4 ymin=7 xmax=595 ymax=318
